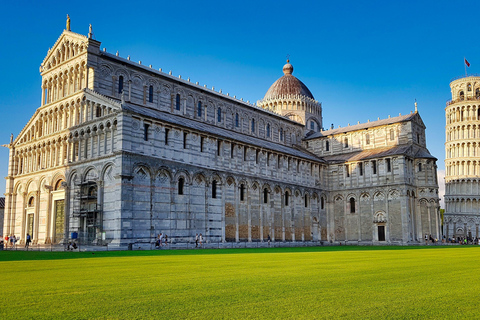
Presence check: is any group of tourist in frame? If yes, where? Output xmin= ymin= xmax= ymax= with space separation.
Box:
xmin=3 ymin=234 xmax=18 ymax=248
xmin=155 ymin=233 xmax=168 ymax=247
xmin=446 ymin=236 xmax=480 ymax=245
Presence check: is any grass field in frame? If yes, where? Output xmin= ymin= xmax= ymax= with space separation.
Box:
xmin=1 ymin=246 xmax=479 ymax=319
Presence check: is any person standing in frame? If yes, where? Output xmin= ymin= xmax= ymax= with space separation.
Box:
xmin=195 ymin=234 xmax=199 ymax=248
xmin=267 ymin=234 xmax=271 ymax=246
xmin=12 ymin=235 xmax=17 ymax=249
xmin=4 ymin=235 xmax=9 ymax=249
xmin=159 ymin=233 xmax=164 ymax=246
xmin=199 ymin=233 xmax=203 ymax=247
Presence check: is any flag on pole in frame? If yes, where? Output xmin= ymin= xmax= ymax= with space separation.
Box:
xmin=465 ymin=58 xmax=471 ymax=67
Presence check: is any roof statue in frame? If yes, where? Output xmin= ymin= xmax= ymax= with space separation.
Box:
xmin=66 ymin=14 xmax=71 ymax=31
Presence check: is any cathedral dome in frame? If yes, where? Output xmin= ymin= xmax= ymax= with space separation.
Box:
xmin=263 ymin=61 xmax=314 ymax=100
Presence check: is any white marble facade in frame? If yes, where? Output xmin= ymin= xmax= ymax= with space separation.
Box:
xmin=2 ymin=23 xmax=440 ymax=247
xmin=444 ymin=75 xmax=480 ymax=240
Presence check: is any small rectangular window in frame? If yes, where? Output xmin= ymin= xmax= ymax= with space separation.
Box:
xmin=359 ymin=162 xmax=363 ymax=176
xmin=217 ymin=140 xmax=222 ymax=156
xmin=267 ymin=152 xmax=270 ymax=166
xmin=345 ymin=164 xmax=350 ymax=177
xmin=256 ymin=150 xmax=259 ymax=164
xmin=372 ymin=160 xmax=377 ymax=174
xmin=244 ymin=146 xmax=247 ymax=161
xmin=183 ymin=132 xmax=187 ymax=149
xmin=144 ymin=123 xmax=149 ymax=141
xmin=200 ymin=137 xmax=204 ymax=152
xmin=148 ymin=85 xmax=153 ymax=103
xmin=326 ymin=140 xmax=329 ymax=151
xmin=176 ymin=94 xmax=181 ymax=110
xmin=231 ymin=143 xmax=235 ymax=158
xmin=240 ymin=184 xmax=245 ymax=201
xmin=344 ymin=138 xmax=348 ymax=148
xmin=278 ymin=155 xmax=281 ymax=168
xmin=387 ymin=158 xmax=391 ymax=172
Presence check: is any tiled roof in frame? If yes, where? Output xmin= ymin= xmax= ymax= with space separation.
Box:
xmin=306 ymin=113 xmax=418 ymax=139
xmin=321 ymin=144 xmax=436 ymax=163
xmin=122 ymin=103 xmax=325 ymax=163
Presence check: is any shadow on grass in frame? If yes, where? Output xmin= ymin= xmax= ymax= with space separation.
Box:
xmin=0 ymin=244 xmax=473 ymax=262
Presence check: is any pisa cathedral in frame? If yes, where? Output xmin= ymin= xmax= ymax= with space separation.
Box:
xmin=444 ymin=75 xmax=480 ymax=240
xmin=2 ymin=21 xmax=440 ymax=247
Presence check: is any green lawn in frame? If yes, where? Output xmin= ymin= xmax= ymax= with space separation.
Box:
xmin=0 ymin=246 xmax=478 ymax=319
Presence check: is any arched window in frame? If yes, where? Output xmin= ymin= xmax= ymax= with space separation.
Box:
xmin=217 ymin=108 xmax=222 ymax=122
xmin=96 ymin=106 xmax=102 ymax=118
xmin=460 ymin=91 xmax=465 ymax=100
xmin=175 ymin=94 xmax=181 ymax=110
xmin=235 ymin=113 xmax=239 ymax=127
xmin=310 ymin=121 xmax=315 ymax=131
xmin=305 ymin=194 xmax=308 ymax=208
xmin=212 ymin=180 xmax=217 ymax=198
xmin=326 ymin=140 xmax=329 ymax=151
xmin=266 ymin=124 xmax=271 ymax=137
xmin=476 ymin=88 xmax=480 ymax=98
xmin=418 ymin=163 xmax=422 ymax=172
xmin=28 ymin=197 xmax=35 ymax=207
xmin=178 ymin=178 xmax=184 ymax=195
xmin=350 ymin=197 xmax=355 ymax=213
xmin=468 ymin=84 xmax=472 ymax=91
xmin=54 ymin=179 xmax=64 ymax=190
xmin=321 ymin=196 xmax=325 ymax=209
xmin=88 ymin=186 xmax=97 ymax=197
xmin=280 ymin=128 xmax=283 ymax=141
xmin=263 ymin=188 xmax=268 ymax=204
xmin=148 ymin=85 xmax=153 ymax=103
xmin=366 ymin=134 xmax=370 ymax=145
xmin=285 ymin=191 xmax=289 ymax=206
xmin=251 ymin=118 xmax=255 ymax=133
xmin=118 ymin=76 xmax=124 ymax=93
xmin=390 ymin=129 xmax=394 ymax=141
xmin=344 ymin=137 xmax=349 ymax=148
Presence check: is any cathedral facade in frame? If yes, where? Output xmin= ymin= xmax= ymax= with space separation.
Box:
xmin=2 ymin=23 xmax=440 ymax=247
xmin=444 ymin=75 xmax=480 ymax=240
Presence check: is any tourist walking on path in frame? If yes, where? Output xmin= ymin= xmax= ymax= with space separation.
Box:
xmin=195 ymin=234 xmax=199 ymax=248
xmin=267 ymin=234 xmax=271 ymax=246
xmin=199 ymin=233 xmax=203 ymax=247
xmin=4 ymin=235 xmax=9 ymax=249
xmin=25 ymin=233 xmax=31 ymax=248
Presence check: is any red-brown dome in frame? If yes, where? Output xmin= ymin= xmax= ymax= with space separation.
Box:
xmin=263 ymin=61 xmax=314 ymax=100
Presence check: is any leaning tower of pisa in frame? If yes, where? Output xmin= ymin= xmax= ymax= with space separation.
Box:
xmin=444 ymin=75 xmax=480 ymax=240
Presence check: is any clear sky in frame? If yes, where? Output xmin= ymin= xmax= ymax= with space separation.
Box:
xmin=1 ymin=0 xmax=479 ymax=204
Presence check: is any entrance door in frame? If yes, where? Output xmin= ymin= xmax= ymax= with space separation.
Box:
xmin=378 ymin=226 xmax=385 ymax=241
xmin=27 ymin=214 xmax=34 ymax=240
xmin=54 ymin=200 xmax=65 ymax=244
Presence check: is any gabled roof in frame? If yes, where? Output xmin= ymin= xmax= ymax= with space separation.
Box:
xmin=41 ymin=30 xmax=88 ymax=68
xmin=321 ymin=144 xmax=436 ymax=164
xmin=306 ymin=112 xmax=423 ymax=139
xmin=121 ymin=102 xmax=325 ymax=163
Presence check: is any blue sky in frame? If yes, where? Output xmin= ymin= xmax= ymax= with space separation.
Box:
xmin=1 ymin=0 xmax=479 ymax=201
